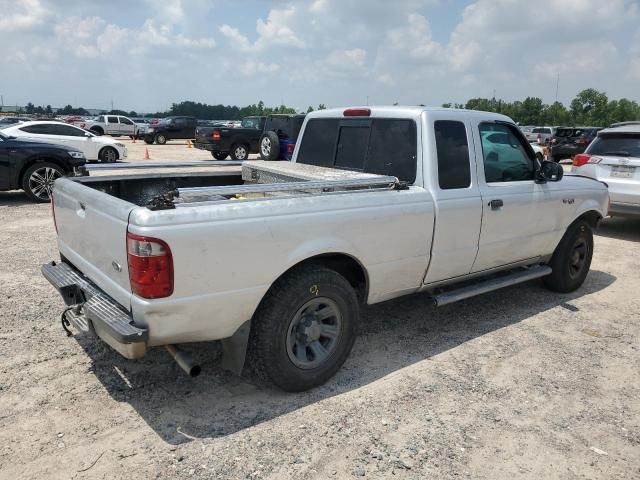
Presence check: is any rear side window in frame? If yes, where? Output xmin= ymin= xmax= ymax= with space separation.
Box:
xmin=21 ymin=124 xmax=53 ymax=134
xmin=107 ymin=116 xmax=118 ymax=124
xmin=434 ymin=120 xmax=471 ymax=189
xmin=297 ymin=118 xmax=417 ymax=183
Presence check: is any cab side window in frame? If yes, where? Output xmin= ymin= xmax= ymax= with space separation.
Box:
xmin=479 ymin=123 xmax=534 ymax=183
xmin=434 ymin=120 xmax=471 ymax=189
xmin=107 ymin=116 xmax=118 ymax=124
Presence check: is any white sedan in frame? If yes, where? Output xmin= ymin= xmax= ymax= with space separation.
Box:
xmin=2 ymin=121 xmax=127 ymax=162
xmin=571 ymin=124 xmax=640 ymax=217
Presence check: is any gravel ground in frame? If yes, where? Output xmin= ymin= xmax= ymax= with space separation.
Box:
xmin=0 ymin=150 xmax=638 ymax=479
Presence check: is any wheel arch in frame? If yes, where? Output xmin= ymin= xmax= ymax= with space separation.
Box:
xmin=98 ymin=145 xmax=120 ymax=161
xmin=17 ymin=155 xmax=71 ymax=186
xmin=576 ymin=209 xmax=603 ymax=229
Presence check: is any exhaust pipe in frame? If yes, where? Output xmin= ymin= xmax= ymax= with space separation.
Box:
xmin=165 ymin=345 xmax=201 ymax=377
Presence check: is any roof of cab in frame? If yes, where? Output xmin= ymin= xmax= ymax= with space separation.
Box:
xmin=307 ymin=105 xmax=514 ymax=123
xmin=598 ymin=124 xmax=640 ymax=135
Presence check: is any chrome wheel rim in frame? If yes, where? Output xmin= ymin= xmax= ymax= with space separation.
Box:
xmin=29 ymin=167 xmax=61 ymax=200
xmin=103 ymin=148 xmax=116 ymax=162
xmin=261 ymin=138 xmax=271 ymax=157
xmin=286 ymin=297 xmax=342 ymax=370
xmin=235 ymin=145 xmax=247 ymax=160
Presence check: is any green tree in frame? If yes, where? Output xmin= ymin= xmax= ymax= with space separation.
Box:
xmin=25 ymin=102 xmax=35 ymax=114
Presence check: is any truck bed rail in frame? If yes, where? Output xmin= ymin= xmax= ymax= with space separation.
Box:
xmin=79 ymin=160 xmax=244 ymax=173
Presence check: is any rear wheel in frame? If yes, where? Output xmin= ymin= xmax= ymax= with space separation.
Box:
xmin=21 ymin=162 xmax=64 ymax=202
xmin=230 ymin=143 xmax=249 ymax=160
xmin=248 ymin=265 xmax=359 ymax=392
xmin=90 ymin=127 xmax=103 ymax=136
xmin=155 ymin=134 xmax=167 ymax=145
xmin=99 ymin=146 xmax=118 ymax=163
xmin=259 ymin=131 xmax=280 ymax=161
xmin=543 ymin=220 xmax=593 ymax=293
xmin=212 ymin=151 xmax=229 ymax=160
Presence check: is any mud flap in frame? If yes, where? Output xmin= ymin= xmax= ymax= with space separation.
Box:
xmin=221 ymin=320 xmax=251 ymax=375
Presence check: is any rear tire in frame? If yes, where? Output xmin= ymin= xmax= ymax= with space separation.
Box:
xmin=259 ymin=131 xmax=280 ymax=161
xmin=248 ymin=265 xmax=359 ymax=392
xmin=543 ymin=220 xmax=593 ymax=293
xmin=155 ymin=134 xmax=167 ymax=145
xmin=212 ymin=151 xmax=229 ymax=160
xmin=21 ymin=162 xmax=64 ymax=203
xmin=230 ymin=143 xmax=249 ymax=160
xmin=90 ymin=127 xmax=103 ymax=136
xmin=99 ymin=146 xmax=118 ymax=163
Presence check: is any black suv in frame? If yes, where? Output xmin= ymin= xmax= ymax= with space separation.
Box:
xmin=0 ymin=131 xmax=86 ymax=202
xmin=143 ymin=116 xmax=197 ymax=145
xmin=258 ymin=114 xmax=306 ymax=161
xmin=549 ymin=127 xmax=601 ymax=162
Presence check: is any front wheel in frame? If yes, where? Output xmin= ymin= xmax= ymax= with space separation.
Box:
xmin=230 ymin=143 xmax=249 ymax=160
xmin=248 ymin=265 xmax=359 ymax=392
xmin=155 ymin=134 xmax=167 ymax=145
xmin=99 ymin=146 xmax=118 ymax=163
xmin=543 ymin=220 xmax=594 ymax=293
xmin=21 ymin=162 xmax=64 ymax=202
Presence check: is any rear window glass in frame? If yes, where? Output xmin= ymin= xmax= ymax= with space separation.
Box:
xmin=588 ymin=135 xmax=640 ymax=157
xmin=532 ymin=128 xmax=550 ymax=134
xmin=296 ymin=118 xmax=417 ymax=183
xmin=434 ymin=120 xmax=471 ymax=189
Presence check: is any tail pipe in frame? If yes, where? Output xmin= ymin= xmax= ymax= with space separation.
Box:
xmin=165 ymin=345 xmax=201 ymax=377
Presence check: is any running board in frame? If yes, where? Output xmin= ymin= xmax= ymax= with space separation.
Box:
xmin=431 ymin=265 xmax=552 ymax=307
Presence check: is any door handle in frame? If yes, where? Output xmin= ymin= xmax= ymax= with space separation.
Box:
xmin=489 ymin=199 xmax=503 ymax=209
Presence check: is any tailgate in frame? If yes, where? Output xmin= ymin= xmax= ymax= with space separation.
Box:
xmin=195 ymin=127 xmax=213 ymax=143
xmin=595 ymin=155 xmax=640 ymax=204
xmin=53 ymin=178 xmax=136 ymax=310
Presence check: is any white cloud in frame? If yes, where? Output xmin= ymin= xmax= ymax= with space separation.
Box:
xmin=255 ymin=6 xmax=305 ymax=49
xmin=219 ymin=24 xmax=253 ymax=51
xmin=0 ymin=0 xmax=49 ymax=31
xmin=327 ymin=48 xmax=367 ymax=69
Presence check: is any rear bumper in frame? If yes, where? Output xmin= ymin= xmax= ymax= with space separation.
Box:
xmin=194 ymin=142 xmax=217 ymax=152
xmin=609 ymin=202 xmax=640 ymax=217
xmin=41 ymin=261 xmax=148 ymax=359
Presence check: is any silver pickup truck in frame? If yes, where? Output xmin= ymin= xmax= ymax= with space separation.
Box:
xmin=42 ymin=107 xmax=609 ymax=391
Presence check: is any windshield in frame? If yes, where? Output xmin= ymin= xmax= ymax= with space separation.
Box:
xmin=588 ymin=135 xmax=640 ymax=157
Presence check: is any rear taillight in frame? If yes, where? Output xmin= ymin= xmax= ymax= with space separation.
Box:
xmin=572 ymin=154 xmax=602 ymax=167
xmin=287 ymin=143 xmax=295 ymax=156
xmin=51 ymin=192 xmax=58 ymax=234
xmin=212 ymin=129 xmax=220 ymax=141
xmin=126 ymin=232 xmax=173 ymax=299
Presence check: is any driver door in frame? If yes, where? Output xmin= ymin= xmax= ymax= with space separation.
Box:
xmin=471 ymin=121 xmax=557 ymax=272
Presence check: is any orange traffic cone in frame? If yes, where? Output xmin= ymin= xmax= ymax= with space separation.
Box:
xmin=186 ymin=139 xmax=193 ymax=148
xmin=144 ymin=148 xmax=150 ymax=160
xmin=131 ymin=135 xmax=136 ymax=144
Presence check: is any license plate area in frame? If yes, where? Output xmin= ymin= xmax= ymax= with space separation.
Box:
xmin=611 ymin=165 xmax=635 ymax=178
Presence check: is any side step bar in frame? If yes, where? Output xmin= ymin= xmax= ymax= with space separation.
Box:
xmin=431 ymin=265 xmax=552 ymax=307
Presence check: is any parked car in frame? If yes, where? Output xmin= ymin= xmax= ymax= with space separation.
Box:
xmin=2 ymin=121 xmax=127 ymax=163
xmin=195 ymin=116 xmax=266 ymax=160
xmin=143 ymin=116 xmax=197 ymax=145
xmin=571 ymin=124 xmax=640 ymax=216
xmin=520 ymin=125 xmax=536 ymax=141
xmin=0 ymin=130 xmax=85 ymax=202
xmin=0 ymin=116 xmax=30 ymax=127
xmin=549 ymin=127 xmax=601 ymax=162
xmin=530 ymin=126 xmax=556 ymax=144
xmin=41 ymin=106 xmax=607 ymax=392
xmin=258 ymin=114 xmax=306 ymax=161
xmin=84 ymin=115 xmax=141 ymax=137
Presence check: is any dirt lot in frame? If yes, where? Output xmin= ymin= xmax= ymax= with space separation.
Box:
xmin=0 ymin=147 xmax=638 ymax=479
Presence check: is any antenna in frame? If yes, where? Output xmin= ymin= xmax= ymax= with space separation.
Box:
xmin=555 ymin=72 xmax=560 ymax=103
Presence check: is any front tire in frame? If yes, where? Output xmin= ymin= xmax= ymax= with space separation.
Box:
xmin=543 ymin=220 xmax=594 ymax=293
xmin=21 ymin=162 xmax=64 ymax=202
xmin=90 ymin=127 xmax=103 ymax=136
xmin=155 ymin=134 xmax=167 ymax=145
xmin=248 ymin=265 xmax=359 ymax=392
xmin=99 ymin=146 xmax=118 ymax=163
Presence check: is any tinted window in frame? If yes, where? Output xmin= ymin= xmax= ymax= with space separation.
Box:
xmin=266 ymin=117 xmax=288 ymax=135
xmin=120 ymin=117 xmax=133 ymax=125
xmin=175 ymin=118 xmax=188 ymax=127
xmin=479 ymin=123 xmax=534 ymax=182
xmin=366 ymin=119 xmax=416 ymax=182
xmin=296 ymin=118 xmax=417 ymax=183
xmin=20 ymin=124 xmax=57 ymax=134
xmin=434 ymin=120 xmax=471 ymax=189
xmin=52 ymin=124 xmax=86 ymax=137
xmin=296 ymin=119 xmax=339 ymax=167
xmin=335 ymin=126 xmax=370 ymax=170
xmin=107 ymin=116 xmax=118 ymax=124
xmin=588 ymin=135 xmax=640 ymax=157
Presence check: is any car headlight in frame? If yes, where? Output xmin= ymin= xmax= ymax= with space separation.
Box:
xmin=147 ymin=128 xmax=154 ymax=133
xmin=67 ymin=151 xmax=85 ymax=159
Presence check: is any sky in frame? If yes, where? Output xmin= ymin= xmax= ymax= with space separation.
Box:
xmin=1 ymin=0 xmax=639 ymax=113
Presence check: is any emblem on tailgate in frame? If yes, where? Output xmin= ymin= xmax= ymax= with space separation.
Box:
xmin=112 ymin=261 xmax=122 ymax=272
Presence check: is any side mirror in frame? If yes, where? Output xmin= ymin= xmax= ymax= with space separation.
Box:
xmin=537 ymin=160 xmax=563 ymax=183
xmin=84 ymin=132 xmax=92 ymax=138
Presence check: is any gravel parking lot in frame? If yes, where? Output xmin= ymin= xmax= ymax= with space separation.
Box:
xmin=0 ymin=145 xmax=638 ymax=479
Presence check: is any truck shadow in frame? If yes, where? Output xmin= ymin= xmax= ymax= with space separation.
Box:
xmin=0 ymin=191 xmax=37 ymax=207
xmin=596 ymin=217 xmax=640 ymax=242
xmin=77 ymin=270 xmax=615 ymax=444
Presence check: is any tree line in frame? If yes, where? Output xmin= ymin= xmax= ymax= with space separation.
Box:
xmin=443 ymin=88 xmax=640 ymax=127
